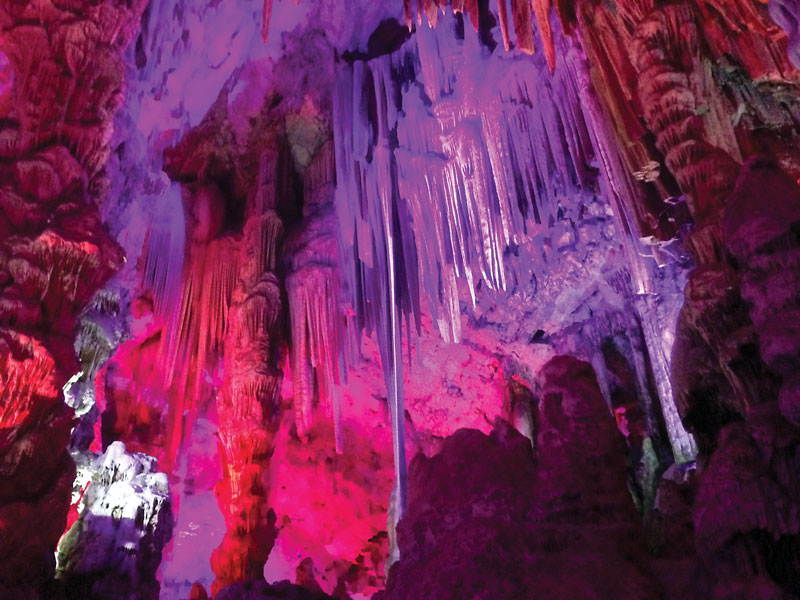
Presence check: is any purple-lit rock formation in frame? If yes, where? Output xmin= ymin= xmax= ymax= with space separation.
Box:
xmin=57 ymin=442 xmax=174 ymax=600
xmin=378 ymin=356 xmax=661 ymax=600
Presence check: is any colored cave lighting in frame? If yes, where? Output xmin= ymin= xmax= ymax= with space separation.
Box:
xmin=3 ymin=0 xmax=800 ymax=598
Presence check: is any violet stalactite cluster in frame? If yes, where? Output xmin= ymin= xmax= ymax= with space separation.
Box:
xmin=398 ymin=0 xmax=557 ymax=70
xmin=0 ymin=0 xmax=145 ymax=594
xmin=331 ymin=4 xmax=800 ymax=590
xmin=332 ymin=4 xmax=686 ymax=536
xmin=286 ymin=140 xmax=348 ymax=453
xmin=334 ymin=55 xmax=411 ymax=544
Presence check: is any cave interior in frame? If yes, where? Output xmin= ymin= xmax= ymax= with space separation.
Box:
xmin=2 ymin=0 xmax=800 ymax=599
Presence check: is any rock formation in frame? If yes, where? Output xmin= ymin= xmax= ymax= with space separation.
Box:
xmin=57 ymin=442 xmax=174 ymax=600
xmin=0 ymin=0 xmax=146 ymax=594
xmin=3 ymin=0 xmax=800 ymax=598
xmin=378 ymin=356 xmax=663 ymax=600
xmin=210 ymin=145 xmax=285 ymax=595
xmin=215 ymin=579 xmax=335 ymax=600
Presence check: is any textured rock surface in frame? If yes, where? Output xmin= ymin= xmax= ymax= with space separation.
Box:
xmin=378 ymin=356 xmax=661 ymax=600
xmin=5 ymin=0 xmax=800 ymax=597
xmin=667 ymin=151 xmax=800 ymax=595
xmin=160 ymin=100 xmax=288 ymax=593
xmin=0 ymin=0 xmax=145 ymax=592
xmin=215 ymin=579 xmax=335 ymax=600
xmin=285 ymin=140 xmax=345 ymax=447
xmin=57 ymin=441 xmax=173 ymax=600
xmin=210 ymin=184 xmax=284 ymax=594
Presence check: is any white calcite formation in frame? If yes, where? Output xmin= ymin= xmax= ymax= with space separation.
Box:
xmin=57 ymin=441 xmax=174 ymax=600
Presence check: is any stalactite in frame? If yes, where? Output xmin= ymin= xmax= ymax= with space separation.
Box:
xmin=463 ymin=0 xmax=480 ymax=30
xmin=399 ymin=0 xmax=561 ymax=66
xmin=331 ymin=9 xmax=744 ymax=541
xmin=565 ymin=37 xmax=698 ymax=461
xmin=424 ymin=0 xmax=440 ymax=28
xmin=532 ymin=0 xmax=556 ymax=72
xmin=157 ymin=234 xmax=240 ymax=469
xmin=142 ymin=184 xmax=186 ymax=322
xmin=334 ymin=12 xmax=615 ymax=548
xmin=512 ymin=0 xmax=536 ymax=54
xmin=496 ymin=0 xmax=511 ymax=51
xmin=285 ymin=139 xmax=349 ymax=452
xmin=287 ymin=267 xmax=343 ymax=444
xmin=334 ymin=56 xmax=411 ymax=538
xmin=262 ymin=0 xmax=273 ymax=43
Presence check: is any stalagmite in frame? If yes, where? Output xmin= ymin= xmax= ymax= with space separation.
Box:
xmin=7 ymin=0 xmax=800 ymax=596
xmin=497 ymin=0 xmax=511 ymax=51
xmin=211 ymin=158 xmax=285 ymax=592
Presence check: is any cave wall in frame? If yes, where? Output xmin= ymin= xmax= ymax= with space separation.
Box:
xmin=0 ymin=0 xmax=146 ymax=595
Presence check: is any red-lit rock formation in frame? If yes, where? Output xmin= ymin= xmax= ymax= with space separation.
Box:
xmin=100 ymin=296 xmax=169 ymax=458
xmin=629 ymin=4 xmax=740 ymax=229
xmin=210 ymin=144 xmax=285 ymax=594
xmin=684 ymin=157 xmax=800 ymax=597
xmin=694 ymin=421 xmax=800 ymax=595
xmin=723 ymin=157 xmax=800 ymax=422
xmin=0 ymin=0 xmax=145 ymax=593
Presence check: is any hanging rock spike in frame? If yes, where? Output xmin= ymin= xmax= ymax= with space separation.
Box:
xmin=533 ymin=0 xmax=556 ymax=72
xmin=497 ymin=0 xmax=512 ymax=51
xmin=512 ymin=0 xmax=536 ymax=54
xmin=262 ymin=0 xmax=272 ymax=43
